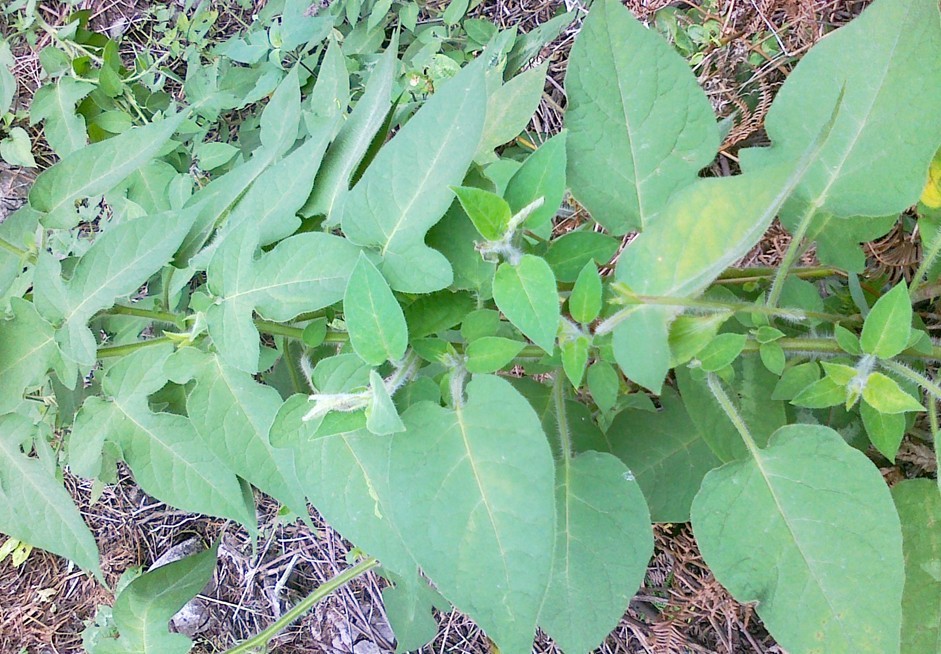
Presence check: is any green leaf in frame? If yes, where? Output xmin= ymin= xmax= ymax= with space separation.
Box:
xmin=560 ymin=335 xmax=590 ymax=388
xmin=835 ymin=324 xmax=862 ymax=355
xmin=29 ymin=75 xmax=95 ymax=157
xmin=163 ymin=348 xmax=309 ymax=518
xmin=427 ymin=204 xmax=497 ymax=299
xmin=611 ymin=165 xmax=799 ymax=392
xmin=668 ymin=313 xmax=730 ymax=366
xmin=539 ymin=450 xmax=652 ymax=653
xmin=503 ymin=133 xmax=566 ymax=229
xmin=791 ymin=376 xmax=846 ymax=409
xmin=442 ymin=0 xmax=469 ymax=25
xmin=1 ymin=127 xmax=36 ymax=167
xmin=891 ymin=479 xmax=941 ymax=654
xmin=860 ymin=283 xmax=912 ymax=359
xmin=740 ymin=0 xmax=941 ymax=220
xmin=476 ymin=62 xmax=548 ymax=159
xmin=341 ymin=60 xmax=487 ymax=293
xmin=862 ymin=372 xmax=924 ymax=414
xmin=692 ymin=424 xmax=904 ymax=654
xmin=304 ymin=38 xmax=396 ymax=221
xmin=382 ymin=575 xmax=447 ymax=653
xmin=565 ymin=0 xmax=718 ymax=233
xmin=821 ymin=361 xmax=858 ymax=386
xmin=404 ymin=290 xmax=475 ymax=339
xmin=97 ymin=545 xmax=217 ymax=654
xmin=0 ymin=298 xmax=60 ymax=413
xmin=465 ymin=337 xmax=525 ymax=373
xmin=366 ymin=369 xmax=405 ymax=435
xmin=587 ymin=360 xmax=619 ymax=413
xmin=772 ymin=362 xmax=821 ymax=401
xmin=451 ymin=185 xmax=512 ymax=240
xmin=0 ymin=40 xmax=13 ymax=116
xmin=861 ymin=401 xmax=906 ymax=462
xmin=545 ymin=231 xmax=618 ymax=283
xmin=697 ymin=333 xmax=746 ymax=372
xmin=29 ymin=112 xmax=187 ymax=229
xmin=69 ymin=345 xmax=256 ymax=530
xmin=608 ymin=388 xmax=722 ymax=522
xmin=34 ymin=210 xmax=196 ymax=368
xmin=461 ymin=309 xmax=501 ymax=343
xmin=493 ymin=255 xmax=560 ymax=353
xmin=569 ymin=262 xmax=602 ymax=324
xmin=0 ymin=414 xmax=100 ymax=576
xmin=195 ymin=141 xmax=239 ymax=170
xmin=344 ymin=254 xmax=408 ymax=366
xmin=259 ymin=67 xmax=302 ymax=157
xmin=758 ymin=342 xmax=786 ymax=375
xmin=388 ymin=375 xmax=556 ymax=654
xmin=206 ymin=228 xmax=361 ymax=372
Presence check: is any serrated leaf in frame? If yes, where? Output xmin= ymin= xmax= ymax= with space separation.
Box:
xmin=388 ymin=375 xmax=556 ymax=654
xmin=891 ymin=479 xmax=941 ymax=654
xmin=608 ymin=388 xmax=721 ymax=521
xmin=545 ymin=231 xmax=618 ymax=283
xmin=341 ymin=60 xmax=487 ymax=293
xmin=31 ymin=78 xmax=93 ymax=157
xmin=503 ymin=132 xmax=566 ymax=229
xmin=740 ymin=0 xmax=941 ymax=220
xmin=69 ymin=345 xmax=255 ymax=530
xmin=96 ymin=545 xmax=217 ymax=654
xmin=29 ymin=112 xmax=187 ymax=229
xmin=565 ymin=0 xmax=718 ymax=234
xmin=465 ymin=336 xmax=525 ymax=373
xmin=860 ymin=282 xmax=912 ymax=359
xmin=206 ymin=228 xmax=361 ymax=372
xmin=569 ymin=262 xmax=602 ymax=324
xmin=163 ymin=348 xmax=309 ymax=518
xmin=493 ymin=255 xmax=559 ymax=353
xmin=692 ymin=424 xmax=904 ymax=654
xmin=0 ymin=298 xmax=60 ymax=413
xmin=862 ymin=372 xmax=924 ymax=414
xmin=539 ymin=450 xmax=652 ymax=653
xmin=344 ymin=254 xmax=408 ymax=366
xmin=0 ymin=414 xmax=100 ymax=576
xmin=452 ymin=185 xmax=512 ymax=240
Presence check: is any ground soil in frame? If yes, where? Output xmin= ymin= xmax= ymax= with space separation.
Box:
xmin=0 ymin=1 xmax=898 ymax=653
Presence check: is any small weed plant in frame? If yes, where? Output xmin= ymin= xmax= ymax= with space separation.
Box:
xmin=2 ymin=0 xmax=941 ymax=652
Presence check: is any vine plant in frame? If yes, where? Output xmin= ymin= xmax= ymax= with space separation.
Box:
xmin=2 ymin=0 xmax=941 ymax=652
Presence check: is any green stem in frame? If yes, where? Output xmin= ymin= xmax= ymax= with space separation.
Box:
xmin=706 ymin=373 xmax=760 ymax=458
xmin=552 ymin=373 xmax=573 ymax=460
xmin=910 ymin=222 xmax=941 ymax=296
xmin=880 ymin=359 xmax=941 ymax=402
xmin=0 ymin=236 xmax=28 ymax=258
xmin=97 ymin=336 xmax=173 ymax=358
xmin=717 ymin=265 xmax=841 ymax=283
xmin=106 ymin=304 xmax=183 ymax=327
xmin=254 ymin=319 xmax=305 ymax=340
xmin=223 ymin=556 xmax=379 ymax=654
xmin=766 ymin=204 xmax=821 ymax=308
xmin=617 ymin=292 xmax=857 ymax=325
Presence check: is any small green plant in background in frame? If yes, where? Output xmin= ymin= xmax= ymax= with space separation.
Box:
xmin=2 ymin=0 xmax=941 ymax=652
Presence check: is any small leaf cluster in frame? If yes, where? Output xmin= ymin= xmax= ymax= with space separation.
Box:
xmin=3 ymin=0 xmax=941 ymax=653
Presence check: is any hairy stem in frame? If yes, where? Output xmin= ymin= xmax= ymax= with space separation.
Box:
xmin=0 ymin=236 xmax=28 ymax=258
xmin=766 ymin=204 xmax=821 ymax=308
xmin=910 ymin=222 xmax=941 ymax=296
xmin=552 ymin=373 xmax=573 ymax=461
xmin=97 ymin=336 xmax=173 ymax=358
xmin=706 ymin=372 xmax=760 ymax=458
xmin=107 ymin=304 xmax=184 ymax=327
xmin=880 ymin=359 xmax=941 ymax=402
xmin=223 ymin=556 xmax=379 ymax=654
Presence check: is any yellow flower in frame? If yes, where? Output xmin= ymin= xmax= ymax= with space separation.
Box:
xmin=921 ymin=153 xmax=941 ymax=208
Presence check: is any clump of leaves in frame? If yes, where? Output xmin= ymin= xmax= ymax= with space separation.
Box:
xmin=3 ymin=0 xmax=941 ymax=653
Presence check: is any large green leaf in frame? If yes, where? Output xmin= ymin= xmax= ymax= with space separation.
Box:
xmin=692 ymin=424 xmax=904 ymax=654
xmin=0 ymin=298 xmax=60 ymax=413
xmin=565 ymin=0 xmax=718 ymax=234
xmin=892 ymin=479 xmax=941 ymax=654
xmin=607 ymin=387 xmax=721 ymax=522
xmin=33 ymin=211 xmax=195 ymax=369
xmin=492 ymin=255 xmax=560 ymax=353
xmin=344 ymin=254 xmax=408 ymax=366
xmin=0 ymin=413 xmax=100 ymax=576
xmin=30 ymin=77 xmax=94 ymax=156
xmin=69 ymin=345 xmax=255 ymax=530
xmin=388 ymin=375 xmax=556 ymax=654
xmin=538 ymin=384 xmax=652 ymax=653
xmin=740 ymin=0 xmax=941 ymax=219
xmin=340 ymin=61 xmax=487 ymax=293
xmin=93 ymin=545 xmax=217 ymax=654
xmin=303 ymin=37 xmax=397 ymax=222
xmin=164 ymin=348 xmax=308 ymax=519
xmin=860 ymin=282 xmax=912 ymax=359
xmin=29 ymin=112 xmax=187 ymax=229
xmin=610 ymin=166 xmax=797 ymax=392
xmin=206 ymin=227 xmax=361 ymax=371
